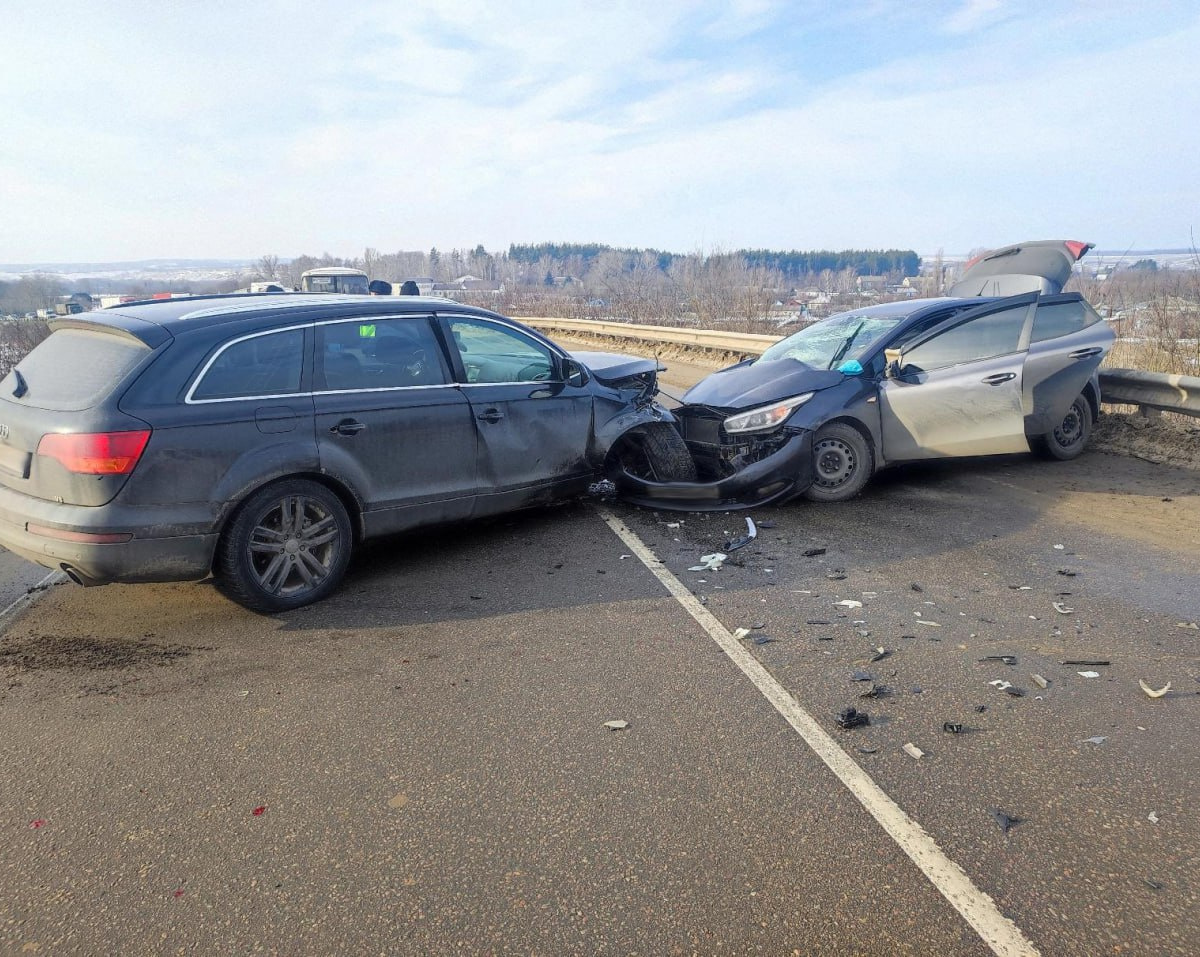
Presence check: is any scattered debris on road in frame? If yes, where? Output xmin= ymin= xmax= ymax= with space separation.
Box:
xmin=1064 ymin=659 xmax=1110 ymax=667
xmin=1139 ymin=679 xmax=1171 ymax=698
xmin=943 ymin=722 xmax=964 ymax=734
xmin=603 ymin=720 xmax=629 ymax=731
xmin=724 ymin=518 xmax=757 ymax=552
xmin=802 ymin=547 xmax=827 ymax=557
xmin=1031 ymin=674 xmax=1049 ymax=690
xmin=689 ymin=552 xmax=727 ymax=572
xmin=1080 ymin=736 xmax=1108 ymax=745
xmin=980 ymin=655 xmax=1017 ymax=666
xmin=836 ymin=599 xmax=863 ymax=609
xmin=1053 ymin=602 xmax=1074 ymax=615
xmin=992 ymin=809 xmax=1021 ymax=834
xmin=835 ymin=707 xmax=870 ymax=730
xmin=252 ymin=806 xmax=267 ymax=816
xmin=1077 ymin=671 xmax=1101 ymax=679
xmin=1148 ymin=811 xmax=1160 ymax=825
xmin=903 ymin=742 xmax=924 ymax=760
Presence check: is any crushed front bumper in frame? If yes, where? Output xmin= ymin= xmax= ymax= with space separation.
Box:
xmin=615 ymin=432 xmax=813 ymax=512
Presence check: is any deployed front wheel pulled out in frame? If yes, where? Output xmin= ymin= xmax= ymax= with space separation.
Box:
xmin=608 ymin=423 xmax=698 ymax=484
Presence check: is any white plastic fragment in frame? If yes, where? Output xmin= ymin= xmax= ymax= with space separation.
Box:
xmin=732 ymin=627 xmax=752 ymax=640
xmin=1077 ymin=671 xmax=1100 ymax=679
xmin=1053 ymin=602 xmax=1074 ymax=615
xmin=619 ymin=554 xmax=631 ymax=560
xmin=1177 ymin=621 xmax=1199 ymax=630
xmin=836 ymin=600 xmax=863 ymax=609
xmin=688 ymin=552 xmax=727 ymax=572
xmin=915 ymin=620 xmax=942 ymax=627
xmin=1148 ymin=811 xmax=1160 ymax=824
xmin=1054 ymin=544 xmax=1065 ymax=550
xmin=989 ymin=679 xmax=1014 ymax=692
xmin=1080 ymin=736 xmax=1107 ymax=745
xmin=903 ymin=743 xmax=924 ymax=760
xmin=1139 ymin=679 xmax=1171 ymax=698
xmin=665 ymin=522 xmax=681 ymax=528
xmin=1031 ymin=674 xmax=1049 ymax=689
xmin=603 ymin=720 xmax=629 ymax=730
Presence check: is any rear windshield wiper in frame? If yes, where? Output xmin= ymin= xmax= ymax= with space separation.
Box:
xmin=11 ymin=369 xmax=28 ymax=398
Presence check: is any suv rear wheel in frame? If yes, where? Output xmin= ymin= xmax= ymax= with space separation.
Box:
xmin=216 ymin=478 xmax=353 ymax=612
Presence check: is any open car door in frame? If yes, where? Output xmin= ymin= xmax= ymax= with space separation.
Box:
xmin=948 ymin=240 xmax=1093 ymax=297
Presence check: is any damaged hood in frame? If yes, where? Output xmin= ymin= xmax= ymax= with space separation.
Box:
xmin=571 ymin=350 xmax=659 ymax=384
xmin=681 ymin=358 xmax=845 ymax=410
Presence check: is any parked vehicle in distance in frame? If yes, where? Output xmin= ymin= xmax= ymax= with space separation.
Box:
xmin=0 ymin=294 xmax=694 ymax=611
xmin=300 ymin=267 xmax=370 ymax=295
xmin=618 ymin=240 xmax=1114 ymax=509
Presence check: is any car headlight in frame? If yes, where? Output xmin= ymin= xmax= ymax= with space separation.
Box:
xmin=723 ymin=393 xmax=815 ymax=434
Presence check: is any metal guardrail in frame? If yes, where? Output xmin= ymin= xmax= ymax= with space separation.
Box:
xmin=519 ymin=317 xmax=778 ymax=356
xmin=1099 ymin=368 xmax=1200 ymax=418
xmin=523 ymin=317 xmax=1200 ymax=419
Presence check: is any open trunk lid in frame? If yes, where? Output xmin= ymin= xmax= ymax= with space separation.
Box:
xmin=948 ymin=239 xmax=1093 ymax=297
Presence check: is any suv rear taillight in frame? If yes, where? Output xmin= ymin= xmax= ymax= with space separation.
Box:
xmin=37 ymin=430 xmax=151 ymax=475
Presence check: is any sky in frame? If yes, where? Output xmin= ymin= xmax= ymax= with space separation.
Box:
xmin=3 ymin=0 xmax=1199 ymax=263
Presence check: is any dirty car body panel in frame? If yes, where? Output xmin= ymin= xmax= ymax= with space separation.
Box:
xmin=0 ymin=294 xmax=680 ymax=608
xmin=628 ymin=240 xmax=1113 ymax=510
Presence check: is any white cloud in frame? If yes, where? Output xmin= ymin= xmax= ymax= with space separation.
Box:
xmin=1 ymin=1 xmax=1198 ymax=260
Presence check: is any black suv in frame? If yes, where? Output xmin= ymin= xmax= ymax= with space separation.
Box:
xmin=0 ymin=294 xmax=691 ymax=611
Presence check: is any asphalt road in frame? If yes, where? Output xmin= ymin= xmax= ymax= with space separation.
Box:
xmin=1 ymin=358 xmax=1198 ymax=955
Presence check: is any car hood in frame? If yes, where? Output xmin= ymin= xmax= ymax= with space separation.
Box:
xmin=681 ymin=358 xmax=845 ymax=410
xmin=571 ymin=351 xmax=659 ymax=384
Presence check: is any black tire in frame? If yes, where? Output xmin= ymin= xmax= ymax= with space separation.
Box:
xmin=216 ymin=478 xmax=353 ymax=613
xmin=802 ymin=422 xmax=874 ymax=503
xmin=610 ymin=423 xmax=698 ymax=483
xmin=1034 ymin=395 xmax=1092 ymax=461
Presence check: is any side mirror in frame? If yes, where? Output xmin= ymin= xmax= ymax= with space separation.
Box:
xmin=368 ymin=280 xmax=392 ymax=295
xmin=884 ymin=348 xmax=903 ymax=379
xmin=563 ymin=358 xmax=588 ymax=387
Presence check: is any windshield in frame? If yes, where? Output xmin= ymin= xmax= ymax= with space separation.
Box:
xmin=759 ymin=313 xmax=906 ymax=369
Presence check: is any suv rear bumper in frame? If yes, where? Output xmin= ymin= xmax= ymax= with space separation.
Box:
xmin=0 ymin=488 xmax=217 ymax=585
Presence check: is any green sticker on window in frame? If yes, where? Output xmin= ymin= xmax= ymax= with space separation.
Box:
xmin=359 ymin=324 xmax=376 ymax=338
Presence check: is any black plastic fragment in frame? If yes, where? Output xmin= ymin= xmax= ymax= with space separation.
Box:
xmin=806 ymin=619 xmax=831 ymax=625
xmin=835 ymin=707 xmax=870 ymax=730
xmin=850 ymin=669 xmax=874 ymax=682
xmin=1004 ymin=686 xmax=1025 ymax=697
xmin=859 ymin=683 xmax=890 ymax=699
xmin=974 ymin=705 xmax=988 ymax=713
xmin=751 ymin=634 xmax=774 ymax=645
xmin=979 ymin=655 xmax=1017 ymax=666
xmin=1062 ymin=659 xmax=1110 ymax=666
xmin=802 ymin=547 xmax=827 ymax=557
xmin=910 ymin=583 xmax=923 ymax=592
xmin=992 ymin=809 xmax=1021 ymax=834
xmin=942 ymin=722 xmax=964 ymax=734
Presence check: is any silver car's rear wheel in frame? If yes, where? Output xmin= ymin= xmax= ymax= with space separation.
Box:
xmin=1034 ymin=395 xmax=1092 ymax=461
xmin=216 ymin=479 xmax=353 ymax=612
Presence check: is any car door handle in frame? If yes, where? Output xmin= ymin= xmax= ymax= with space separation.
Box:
xmin=1069 ymin=347 xmax=1103 ymax=359
xmin=330 ymin=418 xmax=366 ymax=436
xmin=476 ymin=409 xmax=505 ymax=423
xmin=982 ymin=372 xmax=1016 ymax=385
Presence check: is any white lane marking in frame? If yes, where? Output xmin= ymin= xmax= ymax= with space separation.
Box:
xmin=0 ymin=570 xmax=66 ymax=625
xmin=598 ymin=507 xmax=1039 ymax=957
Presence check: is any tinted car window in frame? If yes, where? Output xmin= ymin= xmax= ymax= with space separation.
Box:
xmin=192 ymin=329 xmax=305 ymax=401
xmin=1031 ymin=299 xmax=1100 ymax=342
xmin=4 ymin=328 xmax=150 ymax=411
xmin=903 ymin=305 xmax=1027 ymax=372
xmin=447 ymin=317 xmax=554 ymax=383
xmin=317 ymin=317 xmax=448 ymax=390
